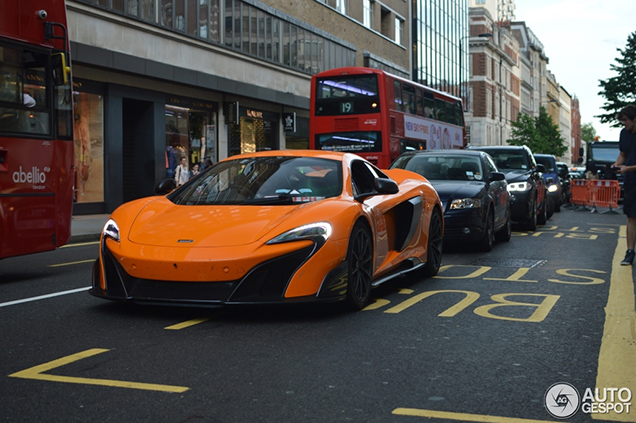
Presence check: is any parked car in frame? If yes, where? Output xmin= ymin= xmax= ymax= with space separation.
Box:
xmin=390 ymin=150 xmax=511 ymax=251
xmin=468 ymin=145 xmax=548 ymax=231
xmin=534 ymin=154 xmax=562 ymax=212
xmin=90 ymin=150 xmax=444 ymax=311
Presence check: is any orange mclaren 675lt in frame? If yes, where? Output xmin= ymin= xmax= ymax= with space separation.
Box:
xmin=90 ymin=150 xmax=444 ymax=310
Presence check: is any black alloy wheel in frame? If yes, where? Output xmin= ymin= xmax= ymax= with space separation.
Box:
xmin=478 ymin=211 xmax=495 ymax=252
xmin=526 ymin=198 xmax=538 ymax=231
xmin=538 ymin=196 xmax=548 ymax=225
xmin=345 ymin=222 xmax=373 ymax=310
xmin=495 ymin=214 xmax=512 ymax=242
xmin=421 ymin=207 xmax=443 ymax=277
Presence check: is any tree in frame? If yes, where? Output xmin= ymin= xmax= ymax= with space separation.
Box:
xmin=581 ymin=122 xmax=597 ymax=143
xmin=509 ymin=107 xmax=567 ymax=156
xmin=597 ymin=31 xmax=636 ymax=126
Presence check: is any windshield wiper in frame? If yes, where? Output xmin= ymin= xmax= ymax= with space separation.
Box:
xmin=243 ymin=193 xmax=295 ymax=205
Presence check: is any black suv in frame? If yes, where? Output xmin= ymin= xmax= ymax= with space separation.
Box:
xmin=468 ymin=145 xmax=548 ymax=231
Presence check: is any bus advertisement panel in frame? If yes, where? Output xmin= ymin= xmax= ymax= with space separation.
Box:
xmin=310 ymin=67 xmax=466 ymax=168
xmin=0 ymin=0 xmax=74 ymax=259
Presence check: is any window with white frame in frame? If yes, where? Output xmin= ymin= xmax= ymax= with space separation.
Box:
xmin=336 ymin=0 xmax=348 ymax=15
xmin=363 ymin=0 xmax=373 ymax=29
xmin=395 ymin=17 xmax=403 ymax=45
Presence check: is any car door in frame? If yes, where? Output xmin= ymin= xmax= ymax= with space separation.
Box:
xmin=484 ymin=154 xmax=507 ymax=229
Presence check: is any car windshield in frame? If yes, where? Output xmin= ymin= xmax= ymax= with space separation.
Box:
xmin=169 ymin=156 xmax=343 ymax=205
xmin=481 ymin=150 xmax=528 ymax=170
xmin=535 ymin=157 xmax=556 ymax=172
xmin=393 ymin=155 xmax=483 ymax=181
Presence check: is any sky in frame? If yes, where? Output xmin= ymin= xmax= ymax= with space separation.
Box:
xmin=513 ymin=0 xmax=634 ymax=141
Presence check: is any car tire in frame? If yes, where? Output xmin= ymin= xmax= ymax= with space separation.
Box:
xmin=538 ymin=197 xmax=547 ymax=225
xmin=477 ymin=211 xmax=495 ymax=252
xmin=421 ymin=207 xmax=443 ymax=277
xmin=345 ymin=222 xmax=373 ymax=310
xmin=495 ymin=215 xmax=512 ymax=242
xmin=546 ymin=196 xmax=554 ymax=219
xmin=526 ymin=199 xmax=537 ymax=231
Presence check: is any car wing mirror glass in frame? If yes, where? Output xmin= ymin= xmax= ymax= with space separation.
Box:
xmin=155 ymin=178 xmax=176 ymax=195
xmin=375 ymin=177 xmax=399 ymax=195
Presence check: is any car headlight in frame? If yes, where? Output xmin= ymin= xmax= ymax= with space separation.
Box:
xmin=507 ymin=182 xmax=532 ymax=192
xmin=547 ymin=184 xmax=559 ymax=193
xmin=103 ymin=219 xmax=120 ymax=242
xmin=267 ymin=222 xmax=332 ymax=247
xmin=450 ymin=198 xmax=482 ymax=209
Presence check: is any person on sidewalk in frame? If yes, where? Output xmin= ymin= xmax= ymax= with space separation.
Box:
xmin=613 ymin=104 xmax=636 ymax=265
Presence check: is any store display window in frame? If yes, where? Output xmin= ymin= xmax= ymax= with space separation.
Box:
xmin=165 ymin=100 xmax=216 ymax=179
xmin=73 ymin=90 xmax=104 ymax=203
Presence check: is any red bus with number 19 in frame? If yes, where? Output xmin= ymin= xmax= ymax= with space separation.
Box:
xmin=310 ymin=67 xmax=466 ymax=168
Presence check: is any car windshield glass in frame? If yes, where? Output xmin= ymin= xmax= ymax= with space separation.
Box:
xmin=394 ymin=155 xmax=483 ymax=181
xmin=482 ymin=150 xmax=528 ymax=170
xmin=535 ymin=157 xmax=556 ymax=172
xmin=169 ymin=157 xmax=343 ymax=205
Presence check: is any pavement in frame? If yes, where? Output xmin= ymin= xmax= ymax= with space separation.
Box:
xmin=70 ymin=214 xmax=111 ymax=244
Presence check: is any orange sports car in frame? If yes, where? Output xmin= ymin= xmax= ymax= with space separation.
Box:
xmin=90 ymin=150 xmax=443 ymax=310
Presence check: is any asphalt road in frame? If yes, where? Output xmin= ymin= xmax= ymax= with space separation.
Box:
xmin=1 ymin=207 xmax=634 ymax=423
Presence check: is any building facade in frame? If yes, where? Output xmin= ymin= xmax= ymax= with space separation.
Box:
xmin=67 ymin=0 xmax=409 ymax=214
xmin=465 ymin=7 xmax=520 ymax=147
xmin=412 ymin=0 xmax=469 ymax=100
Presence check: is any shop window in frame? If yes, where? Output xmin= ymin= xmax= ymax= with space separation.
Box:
xmin=165 ymin=104 xmax=216 ymax=179
xmin=73 ymin=91 xmax=104 ymax=203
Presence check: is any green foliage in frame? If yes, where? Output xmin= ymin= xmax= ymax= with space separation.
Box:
xmin=597 ymin=31 xmax=636 ymax=127
xmin=581 ymin=122 xmax=597 ymax=143
xmin=509 ymin=107 xmax=567 ymax=156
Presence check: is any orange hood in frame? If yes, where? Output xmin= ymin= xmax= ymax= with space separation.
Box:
xmin=127 ymin=199 xmax=300 ymax=247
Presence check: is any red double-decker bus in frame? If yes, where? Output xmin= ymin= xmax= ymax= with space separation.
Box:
xmin=310 ymin=67 xmax=466 ymax=168
xmin=0 ymin=0 xmax=74 ymax=259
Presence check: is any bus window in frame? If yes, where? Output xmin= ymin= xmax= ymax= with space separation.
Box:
xmin=314 ymin=74 xmax=379 ymax=116
xmin=424 ymin=91 xmax=435 ymax=118
xmin=415 ymin=88 xmax=424 ymax=116
xmin=394 ymin=80 xmax=402 ymax=112
xmin=315 ymin=131 xmax=381 ymax=153
xmin=434 ymin=98 xmax=445 ymax=122
xmin=445 ymin=101 xmax=456 ymax=125
xmin=0 ymin=46 xmax=50 ymax=135
xmin=403 ymin=83 xmax=416 ymax=114
xmin=455 ymin=101 xmax=464 ymax=127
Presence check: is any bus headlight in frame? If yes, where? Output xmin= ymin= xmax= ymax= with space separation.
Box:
xmin=547 ymin=184 xmax=559 ymax=193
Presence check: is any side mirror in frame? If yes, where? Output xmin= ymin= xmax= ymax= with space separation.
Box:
xmin=546 ymin=177 xmax=554 ymax=184
xmin=489 ymin=172 xmax=506 ymax=182
xmin=154 ymin=178 xmax=176 ymax=195
xmin=536 ymin=164 xmax=546 ymax=173
xmin=375 ymin=177 xmax=399 ymax=195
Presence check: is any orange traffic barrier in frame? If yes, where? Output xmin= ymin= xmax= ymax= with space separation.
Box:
xmin=588 ymin=179 xmax=620 ymax=213
xmin=570 ymin=179 xmax=589 ymax=207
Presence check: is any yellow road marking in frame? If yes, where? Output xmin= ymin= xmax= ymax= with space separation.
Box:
xmin=165 ymin=317 xmax=211 ymax=330
xmin=48 ymin=259 xmax=95 ymax=267
xmin=594 ymin=225 xmax=636 ymax=422
xmin=392 ymin=408 xmax=557 ymax=422
xmin=60 ymin=241 xmax=100 ymax=248
xmin=9 ymin=348 xmax=189 ymax=393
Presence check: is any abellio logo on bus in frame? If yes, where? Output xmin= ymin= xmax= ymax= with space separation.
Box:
xmin=12 ymin=166 xmax=47 ymax=186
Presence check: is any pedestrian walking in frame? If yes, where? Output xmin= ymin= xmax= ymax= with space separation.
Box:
xmin=174 ymin=157 xmax=189 ymax=187
xmin=613 ymin=105 xmax=636 ymax=265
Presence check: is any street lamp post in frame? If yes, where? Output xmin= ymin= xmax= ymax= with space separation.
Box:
xmin=459 ymin=32 xmax=492 ymax=110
